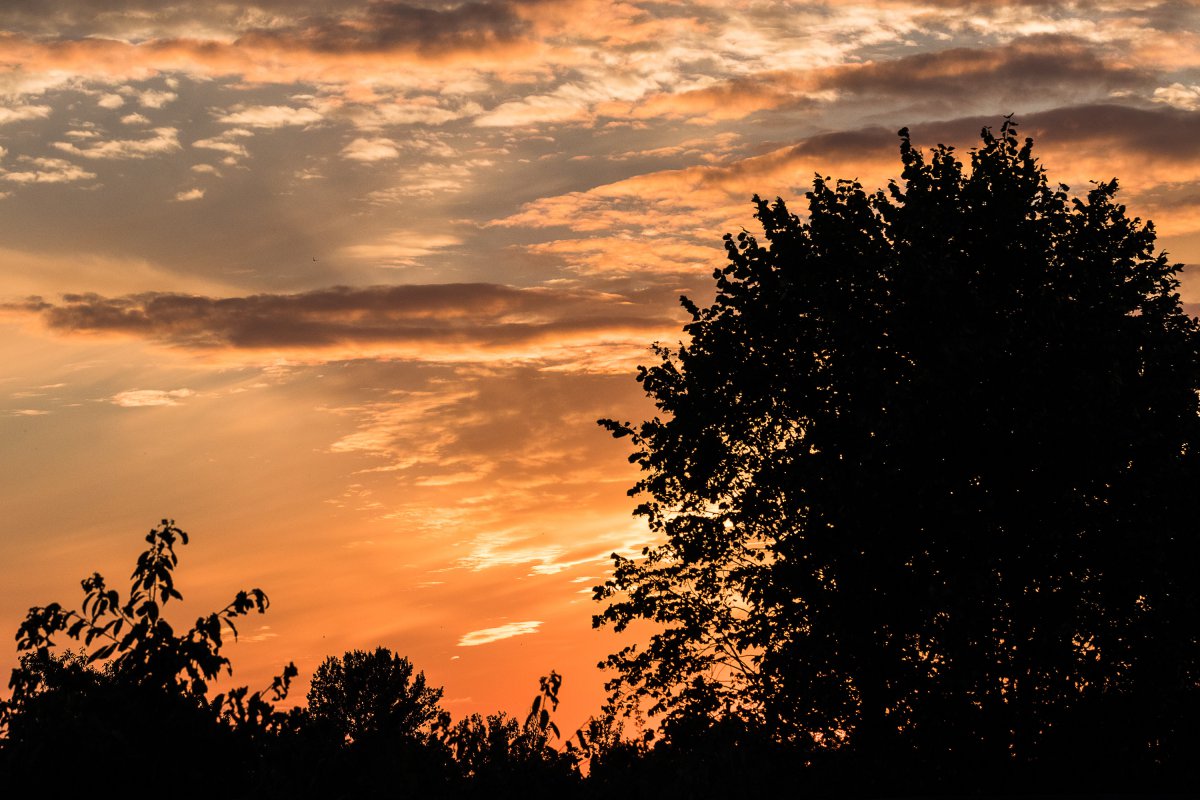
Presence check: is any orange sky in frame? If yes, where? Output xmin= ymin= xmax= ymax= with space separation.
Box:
xmin=2 ymin=0 xmax=1200 ymax=734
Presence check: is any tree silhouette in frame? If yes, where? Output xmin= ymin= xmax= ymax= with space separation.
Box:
xmin=307 ymin=647 xmax=443 ymax=745
xmin=297 ymin=647 xmax=457 ymax=794
xmin=595 ymin=119 xmax=1200 ymax=789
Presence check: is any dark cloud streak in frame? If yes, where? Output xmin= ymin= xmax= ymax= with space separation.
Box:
xmin=238 ymin=2 xmax=529 ymax=57
xmin=14 ymin=283 xmax=673 ymax=350
xmin=0 ymin=1 xmax=532 ymax=58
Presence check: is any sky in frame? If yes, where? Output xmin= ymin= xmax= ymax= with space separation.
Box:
xmin=2 ymin=0 xmax=1200 ymax=732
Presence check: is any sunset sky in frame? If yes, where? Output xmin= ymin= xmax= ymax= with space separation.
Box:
xmin=2 ymin=0 xmax=1200 ymax=732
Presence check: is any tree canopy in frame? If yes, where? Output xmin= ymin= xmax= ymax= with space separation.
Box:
xmin=595 ymin=118 xmax=1200 ymax=788
xmin=308 ymin=647 xmax=443 ymax=745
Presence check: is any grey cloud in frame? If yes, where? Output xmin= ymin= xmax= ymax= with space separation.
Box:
xmin=15 ymin=283 xmax=672 ymax=349
xmin=1010 ymin=104 xmax=1200 ymax=161
xmin=825 ymin=35 xmax=1151 ymax=98
xmin=764 ymin=104 xmax=1200 ymax=171
xmin=0 ymin=1 xmax=531 ymax=57
xmin=237 ymin=2 xmax=530 ymax=57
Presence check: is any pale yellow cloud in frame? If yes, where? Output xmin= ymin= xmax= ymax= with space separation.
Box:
xmin=457 ymin=621 xmax=542 ymax=647
xmin=191 ymin=137 xmax=249 ymax=157
xmin=53 ymin=127 xmax=181 ymax=160
xmin=111 ymin=388 xmax=195 ymax=407
xmin=336 ymin=232 xmax=461 ymax=266
xmin=137 ymin=89 xmax=177 ymax=108
xmin=1152 ymin=83 xmax=1200 ymax=111
xmin=217 ymin=105 xmax=323 ymax=128
xmin=475 ymin=93 xmax=592 ymax=128
xmin=0 ymin=105 xmax=52 ymax=125
xmin=1 ymin=156 xmax=96 ymax=184
xmin=341 ymin=137 xmax=401 ymax=162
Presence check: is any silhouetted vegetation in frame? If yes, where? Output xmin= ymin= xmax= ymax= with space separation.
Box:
xmin=0 ymin=521 xmax=299 ymax=795
xmin=5 ymin=120 xmax=1198 ymax=796
xmin=595 ymin=118 xmax=1199 ymax=793
xmin=0 ymin=521 xmax=584 ymax=798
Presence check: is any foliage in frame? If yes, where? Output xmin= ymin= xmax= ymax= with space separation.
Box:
xmin=436 ymin=670 xmax=578 ymax=796
xmin=595 ymin=119 xmax=1200 ymax=787
xmin=0 ymin=520 xmax=298 ymax=793
xmin=307 ymin=646 xmax=443 ymax=745
xmin=446 ymin=714 xmax=578 ymax=796
xmin=0 ymin=523 xmax=595 ymax=796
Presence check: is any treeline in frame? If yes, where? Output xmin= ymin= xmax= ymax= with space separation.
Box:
xmin=2 ymin=522 xmax=1189 ymax=798
xmin=0 ymin=522 xmax=803 ymax=799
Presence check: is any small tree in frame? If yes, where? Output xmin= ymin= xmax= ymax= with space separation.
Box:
xmin=307 ymin=647 xmax=443 ymax=745
xmin=596 ymin=119 xmax=1200 ymax=787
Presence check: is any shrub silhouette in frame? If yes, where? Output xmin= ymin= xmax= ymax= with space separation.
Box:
xmin=0 ymin=520 xmax=297 ymax=795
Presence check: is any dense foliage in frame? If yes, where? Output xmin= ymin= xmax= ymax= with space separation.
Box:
xmin=595 ymin=119 xmax=1200 ymax=790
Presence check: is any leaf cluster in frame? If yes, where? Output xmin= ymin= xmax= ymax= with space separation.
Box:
xmin=3 ymin=520 xmax=297 ymax=742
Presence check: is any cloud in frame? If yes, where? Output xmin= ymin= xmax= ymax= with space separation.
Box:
xmin=174 ymin=188 xmax=204 ymax=201
xmin=1153 ymin=83 xmax=1200 ymax=111
xmin=137 ymin=89 xmax=176 ymax=108
xmin=820 ymin=34 xmax=1147 ymax=98
xmin=341 ymin=137 xmax=400 ymax=161
xmin=236 ymin=1 xmax=531 ymax=58
xmin=499 ymin=104 xmax=1200 ymax=244
xmin=216 ymin=105 xmax=323 ymax=128
xmin=606 ymin=35 xmax=1150 ymax=124
xmin=457 ymin=620 xmax=542 ymax=647
xmin=475 ymin=92 xmax=592 ymax=128
xmin=0 ymin=157 xmax=96 ymax=184
xmin=97 ymin=93 xmax=124 ymax=109
xmin=52 ymin=127 xmax=180 ymax=159
xmin=457 ymin=530 xmax=566 ymax=572
xmin=14 ymin=284 xmax=679 ymax=361
xmin=111 ymin=388 xmax=194 ymax=407
xmin=348 ymin=96 xmax=478 ymax=128
xmin=0 ymin=105 xmax=52 ymax=125
xmin=120 ymin=112 xmax=150 ymax=125
xmin=337 ymin=231 xmax=461 ymax=266
xmin=191 ymin=137 xmax=249 ymax=157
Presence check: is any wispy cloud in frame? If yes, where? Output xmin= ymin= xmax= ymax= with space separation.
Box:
xmin=1 ymin=157 xmax=96 ymax=184
xmin=457 ymin=621 xmax=542 ymax=647
xmin=111 ymin=388 xmax=194 ymax=408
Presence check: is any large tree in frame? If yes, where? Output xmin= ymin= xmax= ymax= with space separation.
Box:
xmin=595 ymin=119 xmax=1200 ymax=785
